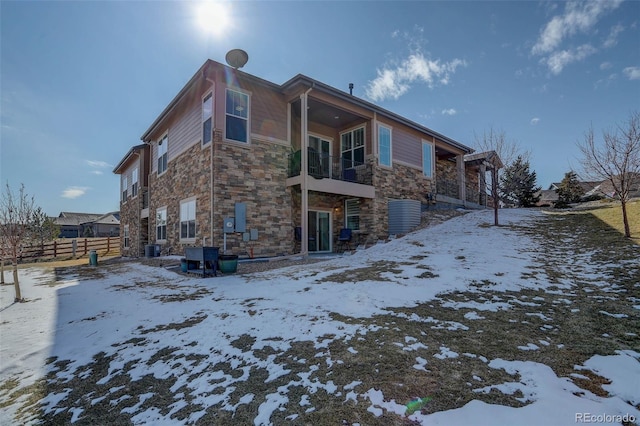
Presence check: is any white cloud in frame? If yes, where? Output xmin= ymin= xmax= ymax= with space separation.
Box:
xmin=600 ymin=62 xmax=612 ymax=70
xmin=623 ymin=67 xmax=640 ymax=80
xmin=366 ymin=53 xmax=467 ymax=102
xmin=544 ymin=44 xmax=597 ymax=75
xmin=91 ymin=170 xmax=104 ymax=175
xmin=531 ymin=1 xmax=623 ymax=74
xmin=603 ymin=24 xmax=624 ymax=48
xmin=442 ymin=108 xmax=457 ymax=116
xmin=530 ymin=117 xmax=540 ymax=125
xmin=86 ymin=160 xmax=112 ymax=169
xmin=62 ymin=186 xmax=89 ymax=199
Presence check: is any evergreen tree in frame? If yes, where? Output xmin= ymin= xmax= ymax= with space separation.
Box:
xmin=499 ymin=156 xmax=541 ymax=207
xmin=556 ymin=171 xmax=584 ymax=204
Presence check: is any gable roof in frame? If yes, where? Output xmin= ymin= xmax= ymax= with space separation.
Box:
xmin=281 ymin=74 xmax=473 ymax=154
xmin=54 ymin=212 xmax=119 ymax=227
xmin=113 ymin=144 xmax=146 ymax=174
xmin=140 ymin=59 xmax=473 ymax=154
xmin=464 ymin=150 xmax=503 ymax=169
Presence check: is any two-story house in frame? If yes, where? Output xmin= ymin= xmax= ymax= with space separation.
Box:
xmin=115 ymin=58 xmax=497 ymax=258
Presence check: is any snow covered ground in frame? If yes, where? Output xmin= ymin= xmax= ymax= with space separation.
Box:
xmin=1 ymin=208 xmax=638 ymax=425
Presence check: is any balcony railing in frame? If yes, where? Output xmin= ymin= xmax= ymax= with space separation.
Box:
xmin=288 ymin=149 xmax=372 ymax=185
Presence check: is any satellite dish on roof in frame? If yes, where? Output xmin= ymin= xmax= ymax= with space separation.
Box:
xmin=225 ymin=49 xmax=249 ymax=69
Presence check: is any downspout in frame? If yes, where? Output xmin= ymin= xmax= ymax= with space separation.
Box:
xmin=132 ymin=151 xmax=141 ymax=257
xmin=204 ymin=75 xmax=216 ymax=250
xmin=210 ymin=128 xmax=214 ymax=248
xmin=300 ymin=85 xmax=313 ymax=257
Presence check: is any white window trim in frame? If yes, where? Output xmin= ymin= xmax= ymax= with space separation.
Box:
xmin=422 ymin=140 xmax=434 ymax=179
xmin=202 ymin=90 xmax=214 ymax=146
xmin=340 ymin=125 xmax=366 ymax=167
xmin=345 ymin=198 xmax=360 ymax=231
xmin=156 ymin=207 xmax=167 ymax=242
xmin=377 ymin=124 xmax=392 ymax=168
xmin=224 ymin=88 xmax=250 ymax=144
xmin=179 ymin=197 xmax=197 ymax=242
xmin=123 ymin=225 xmax=130 ymax=248
xmin=157 ymin=133 xmax=168 ymax=176
xmin=122 ymin=176 xmax=128 ymax=203
xmin=131 ymin=167 xmax=139 ymax=198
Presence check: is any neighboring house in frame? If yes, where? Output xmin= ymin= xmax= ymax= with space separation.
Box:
xmin=54 ymin=212 xmax=120 ymax=238
xmin=114 ymin=58 xmax=500 ymax=258
xmin=82 ymin=212 xmax=121 ymax=237
xmin=542 ymin=175 xmax=640 ymax=206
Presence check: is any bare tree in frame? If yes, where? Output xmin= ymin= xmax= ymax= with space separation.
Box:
xmin=578 ymin=111 xmax=640 ymax=238
xmin=0 ymin=183 xmax=36 ymax=302
xmin=473 ymin=128 xmax=525 ymax=226
xmin=474 ymin=127 xmax=530 ymax=168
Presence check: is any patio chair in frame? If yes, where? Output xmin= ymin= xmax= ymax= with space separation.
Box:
xmin=337 ymin=228 xmax=352 ymax=252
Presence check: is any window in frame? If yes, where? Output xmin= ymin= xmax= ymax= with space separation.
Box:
xmin=341 ymin=127 xmax=365 ymax=169
xmin=156 ymin=208 xmax=167 ymax=241
xmin=378 ymin=124 xmax=392 ymax=167
xmin=345 ymin=199 xmax=360 ymax=231
xmin=121 ymin=176 xmax=128 ymax=203
xmin=123 ymin=225 xmax=130 ymax=248
xmin=202 ymin=92 xmax=213 ymax=145
xmin=225 ymin=89 xmax=249 ymax=143
xmin=158 ymin=134 xmax=168 ymax=174
xmin=131 ymin=167 xmax=139 ymax=198
xmin=180 ymin=199 xmax=196 ymax=240
xmin=422 ymin=141 xmax=434 ymax=178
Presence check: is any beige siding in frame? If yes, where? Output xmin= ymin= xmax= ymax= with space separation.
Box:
xmin=391 ymin=126 xmax=422 ymax=168
xmin=170 ymin=102 xmax=201 ymax=158
xmin=250 ymin=83 xmax=287 ymax=141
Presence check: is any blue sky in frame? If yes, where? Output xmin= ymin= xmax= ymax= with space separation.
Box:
xmin=1 ymin=0 xmax=638 ymax=216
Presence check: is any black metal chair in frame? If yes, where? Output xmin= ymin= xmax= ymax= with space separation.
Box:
xmin=337 ymin=228 xmax=353 ymax=252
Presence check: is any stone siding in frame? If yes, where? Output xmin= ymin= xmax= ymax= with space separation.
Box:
xmin=371 ymin=161 xmax=436 ymax=240
xmin=212 ymin=131 xmax=293 ymax=257
xmin=119 ymin=191 xmax=145 ymax=257
xmin=148 ymin=142 xmax=212 ymax=256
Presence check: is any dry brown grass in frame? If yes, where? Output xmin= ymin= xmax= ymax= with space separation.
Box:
xmin=2 ymin=209 xmax=638 ymax=425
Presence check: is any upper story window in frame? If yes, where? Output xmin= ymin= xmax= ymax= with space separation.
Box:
xmin=225 ymin=89 xmax=249 ymax=143
xmin=180 ymin=198 xmax=196 ymax=241
xmin=158 ymin=134 xmax=168 ymax=175
xmin=121 ymin=176 xmax=128 ymax=203
xmin=341 ymin=127 xmax=365 ymax=169
xmin=378 ymin=124 xmax=392 ymax=167
xmin=422 ymin=140 xmax=434 ymax=179
xmin=202 ymin=92 xmax=213 ymax=145
xmin=131 ymin=167 xmax=139 ymax=197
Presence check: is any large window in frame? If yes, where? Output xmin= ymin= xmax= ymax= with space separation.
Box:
xmin=180 ymin=199 xmax=196 ymax=240
xmin=225 ymin=89 xmax=248 ymax=143
xmin=131 ymin=167 xmax=139 ymax=198
xmin=378 ymin=124 xmax=392 ymax=167
xmin=123 ymin=225 xmax=130 ymax=248
xmin=121 ymin=176 xmax=128 ymax=203
xmin=202 ymin=92 xmax=213 ymax=145
xmin=341 ymin=127 xmax=365 ymax=169
xmin=156 ymin=208 xmax=167 ymax=241
xmin=158 ymin=134 xmax=168 ymax=174
xmin=345 ymin=199 xmax=360 ymax=231
xmin=422 ymin=140 xmax=434 ymax=178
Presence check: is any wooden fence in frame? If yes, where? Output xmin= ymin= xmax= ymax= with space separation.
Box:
xmin=10 ymin=237 xmax=121 ymax=263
